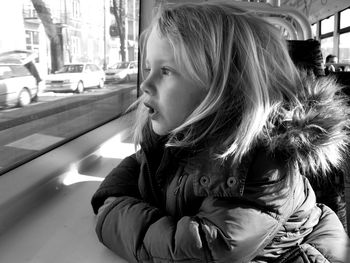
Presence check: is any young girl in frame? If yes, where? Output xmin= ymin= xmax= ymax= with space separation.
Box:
xmin=91 ymin=2 xmax=350 ymax=262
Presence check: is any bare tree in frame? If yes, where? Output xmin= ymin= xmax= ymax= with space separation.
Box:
xmin=111 ymin=0 xmax=126 ymax=62
xmin=31 ymin=0 xmax=64 ymax=72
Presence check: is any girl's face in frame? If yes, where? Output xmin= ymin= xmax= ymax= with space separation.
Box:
xmin=140 ymin=27 xmax=207 ymax=135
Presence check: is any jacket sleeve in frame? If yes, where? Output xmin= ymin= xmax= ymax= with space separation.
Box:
xmin=91 ymin=153 xmax=140 ymax=214
xmin=95 ymin=194 xmax=289 ymax=263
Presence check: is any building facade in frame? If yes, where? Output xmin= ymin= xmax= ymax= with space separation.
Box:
xmin=1 ymin=0 xmax=139 ymax=77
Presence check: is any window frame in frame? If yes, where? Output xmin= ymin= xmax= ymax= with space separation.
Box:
xmin=314 ymin=6 xmax=350 ymax=60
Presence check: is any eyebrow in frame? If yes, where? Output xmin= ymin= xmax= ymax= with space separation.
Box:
xmin=145 ymin=57 xmax=176 ymax=66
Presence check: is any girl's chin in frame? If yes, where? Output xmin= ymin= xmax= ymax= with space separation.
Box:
xmin=151 ymin=121 xmax=169 ymax=136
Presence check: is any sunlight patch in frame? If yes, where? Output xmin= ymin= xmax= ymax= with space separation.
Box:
xmin=97 ymin=132 xmax=136 ymax=159
xmin=6 ymin=133 xmax=64 ymax=151
xmin=62 ymin=164 xmax=104 ymax=186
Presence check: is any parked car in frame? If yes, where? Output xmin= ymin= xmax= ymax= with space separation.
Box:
xmin=45 ymin=63 xmax=105 ymax=93
xmin=105 ymin=61 xmax=138 ymax=83
xmin=0 ymin=50 xmax=41 ymax=107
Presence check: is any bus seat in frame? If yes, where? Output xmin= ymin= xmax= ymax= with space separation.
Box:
xmin=287 ymin=39 xmax=325 ymax=77
xmin=329 ymin=71 xmax=350 ymax=96
xmin=328 ymin=71 xmax=350 ymax=233
xmin=287 ymin=39 xmax=349 ymax=233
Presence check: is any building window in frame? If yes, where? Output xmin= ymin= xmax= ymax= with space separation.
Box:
xmin=72 ymin=0 xmax=80 ymax=19
xmin=71 ymin=36 xmax=80 ymax=57
xmin=25 ymin=30 xmax=40 ymax=62
xmin=23 ymin=2 xmax=37 ymax=18
xmin=128 ymin=20 xmax=134 ymax=39
xmin=127 ymin=0 xmax=134 ymax=17
xmin=26 ymin=30 xmax=39 ymax=45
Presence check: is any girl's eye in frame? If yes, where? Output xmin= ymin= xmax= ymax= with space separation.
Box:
xmin=161 ymin=67 xmax=171 ymax=76
xmin=143 ymin=66 xmax=172 ymax=78
xmin=143 ymin=67 xmax=151 ymax=77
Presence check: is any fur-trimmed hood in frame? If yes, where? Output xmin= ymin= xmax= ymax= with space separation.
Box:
xmin=263 ymin=76 xmax=350 ymax=177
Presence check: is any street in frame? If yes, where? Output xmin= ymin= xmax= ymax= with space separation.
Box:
xmin=0 ymin=82 xmax=138 ymax=174
xmin=0 ymin=82 xmax=132 ymax=113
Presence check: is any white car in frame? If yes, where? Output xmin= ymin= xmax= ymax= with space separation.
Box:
xmin=0 ymin=64 xmax=39 ymax=107
xmin=105 ymin=61 xmax=138 ymax=83
xmin=0 ymin=50 xmax=41 ymax=107
xmin=45 ymin=63 xmax=105 ymax=93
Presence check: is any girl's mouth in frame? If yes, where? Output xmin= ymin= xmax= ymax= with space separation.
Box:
xmin=144 ymin=102 xmax=158 ymax=118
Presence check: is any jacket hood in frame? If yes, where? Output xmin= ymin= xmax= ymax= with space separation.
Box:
xmin=140 ymin=76 xmax=350 ymax=180
xmin=262 ymin=76 xmax=350 ymax=177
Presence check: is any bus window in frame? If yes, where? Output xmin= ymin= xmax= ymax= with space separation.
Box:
xmin=339 ymin=33 xmax=350 ymax=63
xmin=321 ymin=15 xmax=334 ymax=35
xmin=0 ymin=0 xmax=140 ymax=175
xmin=340 ymin=8 xmax=350 ymax=64
xmin=320 ymin=37 xmax=334 ymax=61
xmin=311 ymin=23 xmax=317 ymax=39
xmin=340 ymin=8 xmax=350 ymax=29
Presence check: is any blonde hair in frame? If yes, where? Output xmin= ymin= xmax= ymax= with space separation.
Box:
xmin=133 ymin=2 xmax=302 ymax=162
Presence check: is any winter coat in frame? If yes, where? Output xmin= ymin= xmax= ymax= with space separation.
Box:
xmin=91 ymin=78 xmax=350 ymax=263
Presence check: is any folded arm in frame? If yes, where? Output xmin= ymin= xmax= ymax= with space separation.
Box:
xmin=96 ymin=195 xmax=286 ymax=262
xmin=91 ymin=153 xmax=140 ymax=214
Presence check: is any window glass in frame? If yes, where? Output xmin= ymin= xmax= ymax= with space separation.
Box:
xmin=90 ymin=64 xmax=99 ymax=71
xmin=320 ymin=37 xmax=334 ymax=63
xmin=321 ymin=15 xmax=334 ymax=35
xmin=339 ymin=32 xmax=350 ymax=63
xmin=25 ymin=31 xmax=32 ymax=45
xmin=72 ymin=0 xmax=80 ymax=19
xmin=33 ymin=31 xmax=39 ymax=45
xmin=0 ymin=66 xmax=13 ymax=79
xmin=0 ymin=0 xmax=140 ymax=175
xmin=128 ymin=20 xmax=134 ymax=40
xmin=311 ymin=23 xmax=317 ymax=38
xmin=11 ymin=65 xmax=31 ymax=77
xmin=340 ymin=8 xmax=350 ymax=29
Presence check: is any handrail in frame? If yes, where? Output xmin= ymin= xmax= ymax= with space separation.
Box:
xmin=213 ymin=0 xmax=312 ymax=40
xmin=265 ymin=17 xmax=298 ymax=40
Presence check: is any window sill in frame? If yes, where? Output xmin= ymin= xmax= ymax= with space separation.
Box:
xmin=0 ymin=112 xmax=135 ymax=263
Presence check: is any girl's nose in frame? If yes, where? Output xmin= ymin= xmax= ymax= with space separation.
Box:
xmin=140 ymin=77 xmax=154 ymax=95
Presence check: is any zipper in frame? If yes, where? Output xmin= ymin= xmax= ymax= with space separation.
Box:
xmin=197 ymin=217 xmax=213 ymax=262
xmin=174 ymin=174 xmax=184 ymax=195
xmin=174 ymin=173 xmax=188 ymax=217
xmin=143 ymin=152 xmax=162 ymax=207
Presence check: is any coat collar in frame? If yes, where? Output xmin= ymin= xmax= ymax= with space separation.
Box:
xmin=260 ymin=77 xmax=350 ymax=178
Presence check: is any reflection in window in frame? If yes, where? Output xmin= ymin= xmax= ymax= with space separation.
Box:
xmin=340 ymin=8 xmax=350 ymax=29
xmin=321 ymin=37 xmax=334 ymax=62
xmin=339 ymin=32 xmax=350 ymax=63
xmin=321 ymin=15 xmax=334 ymax=35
